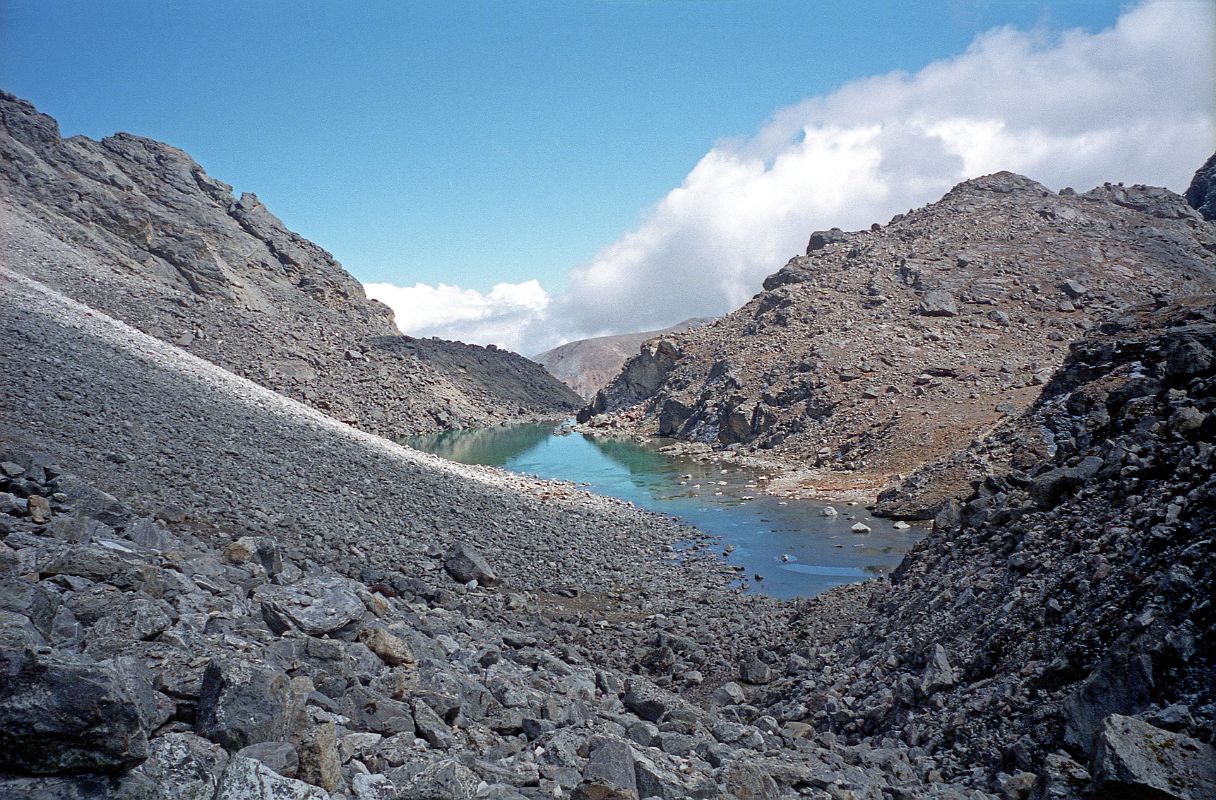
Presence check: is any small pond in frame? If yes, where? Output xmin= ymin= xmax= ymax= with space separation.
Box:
xmin=406 ymin=423 xmax=924 ymax=599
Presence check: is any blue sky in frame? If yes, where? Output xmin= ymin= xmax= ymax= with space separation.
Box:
xmin=4 ymin=2 xmax=1212 ymax=353
xmin=2 ymin=0 xmax=1131 ymax=294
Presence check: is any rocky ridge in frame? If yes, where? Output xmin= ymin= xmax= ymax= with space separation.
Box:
xmin=535 ymin=319 xmax=714 ymax=401
xmin=580 ymin=170 xmax=1216 ymax=509
xmin=760 ymin=297 xmax=1216 ymax=796
xmin=0 ymin=92 xmax=581 ymax=437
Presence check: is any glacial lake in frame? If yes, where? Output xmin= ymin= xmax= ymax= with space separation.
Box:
xmin=405 ymin=423 xmax=925 ymax=599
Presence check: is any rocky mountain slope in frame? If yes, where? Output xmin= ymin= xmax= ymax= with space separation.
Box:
xmin=762 ymin=296 xmax=1216 ymax=796
xmin=2 ymin=264 xmax=990 ymax=799
xmin=0 ymin=92 xmax=581 ymax=437
xmin=4 ymin=261 xmax=1212 ymax=799
xmin=580 ymin=170 xmax=1216 ymax=508
xmin=535 ymin=318 xmax=713 ymax=400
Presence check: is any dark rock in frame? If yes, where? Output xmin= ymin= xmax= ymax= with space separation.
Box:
xmin=0 ymin=645 xmax=150 ymax=774
xmin=572 ymin=737 xmax=638 ymax=800
xmin=134 ymin=732 xmax=229 ymax=800
xmin=1089 ymin=714 xmax=1216 ymax=800
xmin=195 ymin=658 xmax=297 ymax=751
xmin=917 ymin=290 xmax=959 ymax=317
xmin=255 ymin=575 xmax=366 ymax=639
xmin=443 ymin=542 xmax=497 ymax=586
xmin=1185 ymin=151 xmax=1216 ymax=221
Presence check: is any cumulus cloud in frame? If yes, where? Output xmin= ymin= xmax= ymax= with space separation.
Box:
xmin=371 ymin=0 xmax=1215 ymax=355
xmin=363 ymin=280 xmax=550 ymax=353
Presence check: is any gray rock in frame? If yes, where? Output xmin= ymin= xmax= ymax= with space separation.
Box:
xmin=739 ymin=656 xmax=772 ymax=685
xmin=572 ymin=737 xmax=638 ymax=800
xmin=214 ymin=755 xmax=328 ymax=800
xmin=0 ymin=645 xmax=149 ymax=774
xmin=398 ymin=758 xmax=481 ymax=800
xmin=443 ymin=542 xmax=497 ymax=586
xmin=1062 ymin=649 xmax=1154 ymax=755
xmin=237 ymin=740 xmax=299 ymax=778
xmin=195 ymin=658 xmax=297 ymax=751
xmin=134 ymin=732 xmax=229 ymax=800
xmin=918 ymin=290 xmax=959 ymax=317
xmin=1089 ymin=714 xmax=1216 ymax=800
xmin=255 ymin=574 xmax=366 ymax=639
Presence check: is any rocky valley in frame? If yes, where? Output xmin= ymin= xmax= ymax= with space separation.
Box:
xmin=1 ymin=93 xmax=1214 ymax=800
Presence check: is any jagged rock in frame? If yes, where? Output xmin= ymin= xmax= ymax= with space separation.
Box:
xmin=0 ymin=645 xmax=150 ymax=774
xmin=739 ymin=656 xmax=772 ymax=685
xmin=443 ymin=542 xmax=497 ymax=586
xmin=134 ymin=732 xmax=228 ymax=800
xmin=719 ymin=761 xmax=780 ymax=800
xmin=1185 ymin=151 xmax=1216 ymax=221
xmin=293 ymin=722 xmax=341 ymax=792
xmin=237 ymin=741 xmax=299 ymax=779
xmin=571 ymin=737 xmax=638 ymax=800
xmin=214 ymin=755 xmax=328 ymax=800
xmin=255 ymin=574 xmax=366 ymax=639
xmin=917 ymin=290 xmax=959 ymax=317
xmin=195 ymin=658 xmax=297 ymax=751
xmin=397 ymin=759 xmax=480 ymax=800
xmin=358 ymin=626 xmax=416 ymax=667
xmin=1089 ymin=714 xmax=1216 ymax=800
xmin=1062 ymin=649 xmax=1154 ymax=755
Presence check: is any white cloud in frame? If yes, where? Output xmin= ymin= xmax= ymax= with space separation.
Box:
xmin=370 ymin=0 xmax=1215 ymax=356
xmin=363 ymin=280 xmax=549 ymax=354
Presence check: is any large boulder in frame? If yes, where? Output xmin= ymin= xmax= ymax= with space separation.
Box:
xmin=214 ymin=755 xmax=328 ymax=800
xmin=1089 ymin=715 xmax=1216 ymax=800
xmin=1185 ymin=151 xmax=1216 ymax=221
xmin=133 ymin=732 xmax=229 ymax=800
xmin=195 ymin=658 xmax=298 ymax=751
xmin=254 ymin=574 xmax=366 ymax=639
xmin=0 ymin=645 xmax=150 ymax=774
xmin=571 ymin=738 xmax=638 ymax=800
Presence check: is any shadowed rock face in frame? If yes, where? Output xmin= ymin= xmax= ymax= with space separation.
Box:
xmin=1186 ymin=151 xmax=1216 ymax=221
xmin=582 ymin=167 xmax=1216 ymax=503
xmin=767 ymin=297 xmax=1216 ymax=784
xmin=0 ymin=91 xmax=581 ymax=437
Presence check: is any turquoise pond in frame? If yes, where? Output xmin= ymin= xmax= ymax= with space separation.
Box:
xmin=405 ymin=423 xmax=925 ymax=599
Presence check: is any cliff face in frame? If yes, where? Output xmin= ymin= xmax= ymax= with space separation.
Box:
xmin=0 ymin=92 xmax=581 ymax=436
xmin=582 ymin=168 xmax=1216 ymax=502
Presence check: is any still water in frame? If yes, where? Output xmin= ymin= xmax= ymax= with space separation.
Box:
xmin=406 ymin=423 xmax=924 ymax=599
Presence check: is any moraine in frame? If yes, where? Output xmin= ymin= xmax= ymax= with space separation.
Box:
xmin=406 ymin=422 xmax=925 ymax=599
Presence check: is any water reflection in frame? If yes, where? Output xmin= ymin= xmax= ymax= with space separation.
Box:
xmin=405 ymin=422 xmax=924 ymax=599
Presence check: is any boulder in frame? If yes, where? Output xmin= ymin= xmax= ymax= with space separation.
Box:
xmin=443 ymin=542 xmax=497 ymax=586
xmin=0 ymin=645 xmax=150 ymax=774
xmin=917 ymin=290 xmax=959 ymax=317
xmin=214 ymin=755 xmax=328 ymax=800
xmin=1089 ymin=714 xmax=1216 ymax=800
xmin=572 ymin=737 xmax=638 ymax=800
xmin=397 ymin=759 xmax=481 ymax=800
xmin=195 ymin=658 xmax=297 ymax=751
xmin=134 ymin=732 xmax=228 ymax=800
xmin=255 ymin=574 xmax=366 ymax=639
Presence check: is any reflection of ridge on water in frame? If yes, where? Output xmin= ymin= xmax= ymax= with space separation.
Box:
xmin=584 ymin=435 xmax=669 ymax=476
xmin=404 ymin=424 xmax=552 ymax=466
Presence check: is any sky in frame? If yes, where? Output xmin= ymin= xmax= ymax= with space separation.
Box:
xmin=3 ymin=1 xmax=1214 ymax=354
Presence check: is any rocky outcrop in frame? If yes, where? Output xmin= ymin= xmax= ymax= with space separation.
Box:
xmin=0 ymin=92 xmax=581 ymax=438
xmin=577 ymin=338 xmax=684 ymax=423
xmin=1186 ymin=151 xmax=1216 ymax=221
xmin=581 ymin=168 xmax=1216 ymax=502
xmin=535 ymin=318 xmax=714 ymax=400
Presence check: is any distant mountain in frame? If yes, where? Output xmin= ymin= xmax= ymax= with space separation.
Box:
xmin=0 ymin=92 xmax=582 ymax=436
xmin=582 ymin=168 xmax=1216 ymax=511
xmin=534 ymin=318 xmax=715 ymax=400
